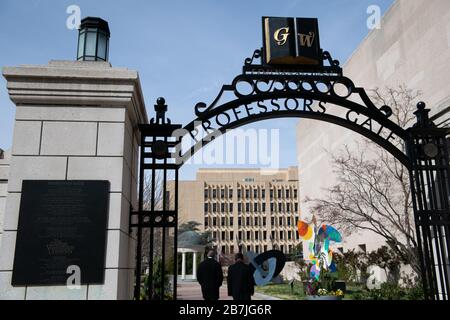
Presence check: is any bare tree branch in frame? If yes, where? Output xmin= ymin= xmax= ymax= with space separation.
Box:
xmin=305 ymin=86 xmax=422 ymax=277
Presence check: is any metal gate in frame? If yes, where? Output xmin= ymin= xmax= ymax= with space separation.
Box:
xmin=131 ymin=49 xmax=450 ymax=301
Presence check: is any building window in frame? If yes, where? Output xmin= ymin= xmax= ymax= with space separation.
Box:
xmin=270 ymin=189 xmax=273 ymax=200
xmin=229 ymin=188 xmax=233 ymax=198
xmin=221 ymin=231 xmax=226 ymax=240
xmin=230 ymin=217 xmax=234 ymax=226
xmin=247 ymin=231 xmax=251 ymax=240
xmin=213 ymin=203 xmax=217 ymax=212
xmin=245 ymin=203 xmax=250 ymax=212
xmin=286 ymin=189 xmax=290 ymax=198
xmin=277 ymin=189 xmax=282 ymax=198
xmin=229 ymin=203 xmax=233 ymax=212
xmin=246 ymin=189 xmax=250 ymax=199
xmin=280 ymin=244 xmax=284 ymax=252
xmin=253 ymin=189 xmax=258 ymax=198
xmin=222 ymin=246 xmax=226 ymax=254
xmin=254 ymin=217 xmax=258 ymax=226
xmin=238 ymin=203 xmax=242 ymax=213
xmin=294 ymin=203 xmax=298 ymax=212
xmin=270 ymin=203 xmax=274 ymax=211
xmin=230 ymin=245 xmax=234 ymax=254
xmin=221 ymin=189 xmax=225 ymax=199
xmin=263 ymin=231 xmax=267 ymax=240
xmin=247 ymin=245 xmax=251 ymax=252
xmin=254 ymin=203 xmax=258 ymax=211
xmin=238 ymin=189 xmax=242 ymax=199
xmin=221 ymin=217 xmax=225 ymax=226
xmin=287 ymin=203 xmax=291 ymax=212
xmin=288 ymin=231 xmax=292 ymax=240
xmin=262 ymin=203 xmax=266 ymax=212
xmin=358 ymin=244 xmax=367 ymax=253
xmin=246 ymin=217 xmax=250 ymax=226
xmin=238 ymin=231 xmax=242 ymax=240
xmin=287 ymin=217 xmax=291 ymax=226
xmin=279 ymin=217 xmax=283 ymax=226
xmin=213 ymin=217 xmax=217 ymax=226
xmin=271 ymin=231 xmax=275 ymax=240
xmin=238 ymin=217 xmax=242 ymax=226
xmin=271 ymin=217 xmax=275 ymax=225
xmin=262 ymin=189 xmax=265 ymax=199
xmin=204 ymin=188 xmax=209 ymax=199
xmin=205 ymin=217 xmax=208 ymax=227
xmin=255 ymin=232 xmax=259 ymax=240
xmin=204 ymin=203 xmax=208 ymax=213
xmin=294 ymin=189 xmax=298 ymax=198
xmin=278 ymin=203 xmax=282 ymax=211
xmin=263 ymin=217 xmax=266 ymax=226
xmin=212 ymin=189 xmax=217 ymax=199
xmin=230 ymin=231 xmax=234 ymax=240
xmin=221 ymin=203 xmax=225 ymax=212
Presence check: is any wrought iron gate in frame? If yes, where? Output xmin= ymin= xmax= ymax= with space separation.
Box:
xmin=131 ymin=49 xmax=450 ymax=300
xmin=131 ymin=98 xmax=181 ymax=300
xmin=407 ymin=103 xmax=450 ymax=300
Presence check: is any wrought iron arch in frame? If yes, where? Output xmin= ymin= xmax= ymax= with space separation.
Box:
xmin=174 ymin=50 xmax=409 ymax=168
xmin=132 ymin=49 xmax=450 ymax=301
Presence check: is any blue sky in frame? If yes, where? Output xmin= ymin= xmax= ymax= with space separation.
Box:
xmin=0 ymin=0 xmax=393 ymax=180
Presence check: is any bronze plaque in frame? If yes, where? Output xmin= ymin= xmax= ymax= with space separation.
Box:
xmin=12 ymin=180 xmax=110 ymax=286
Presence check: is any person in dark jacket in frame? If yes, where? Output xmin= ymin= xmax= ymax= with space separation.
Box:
xmin=227 ymin=253 xmax=255 ymax=300
xmin=197 ymin=250 xmax=224 ymax=300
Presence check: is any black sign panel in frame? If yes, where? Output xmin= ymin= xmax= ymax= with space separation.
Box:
xmin=262 ymin=16 xmax=322 ymax=66
xmin=12 ymin=180 xmax=110 ymax=286
xmin=263 ymin=17 xmax=296 ymax=64
xmin=295 ymin=18 xmax=321 ymax=65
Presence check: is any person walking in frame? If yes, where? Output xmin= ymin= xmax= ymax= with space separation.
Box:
xmin=197 ymin=250 xmax=224 ymax=300
xmin=227 ymin=253 xmax=255 ymax=300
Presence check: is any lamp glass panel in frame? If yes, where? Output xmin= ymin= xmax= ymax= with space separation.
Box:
xmin=85 ymin=31 xmax=97 ymax=56
xmin=97 ymin=33 xmax=107 ymax=60
xmin=77 ymin=32 xmax=85 ymax=59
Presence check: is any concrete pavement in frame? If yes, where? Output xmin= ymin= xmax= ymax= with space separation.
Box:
xmin=177 ymin=281 xmax=281 ymax=300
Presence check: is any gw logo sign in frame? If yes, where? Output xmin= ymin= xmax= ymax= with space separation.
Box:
xmin=273 ymin=26 xmax=315 ymax=48
xmin=263 ymin=16 xmax=321 ymax=65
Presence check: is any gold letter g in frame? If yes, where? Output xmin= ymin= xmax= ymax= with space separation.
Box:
xmin=273 ymin=27 xmax=290 ymax=46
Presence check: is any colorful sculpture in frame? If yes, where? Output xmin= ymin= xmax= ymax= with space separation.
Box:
xmin=297 ymin=218 xmax=342 ymax=280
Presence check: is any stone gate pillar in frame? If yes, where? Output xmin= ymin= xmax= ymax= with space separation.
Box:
xmin=0 ymin=60 xmax=147 ymax=299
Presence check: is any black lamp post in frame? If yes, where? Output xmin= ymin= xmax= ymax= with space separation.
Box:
xmin=77 ymin=17 xmax=110 ymax=61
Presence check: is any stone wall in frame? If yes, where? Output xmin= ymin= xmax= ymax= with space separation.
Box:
xmin=0 ymin=149 xmax=11 ymax=248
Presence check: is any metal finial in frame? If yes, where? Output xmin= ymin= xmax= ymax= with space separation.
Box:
xmin=413 ymin=101 xmax=433 ymax=128
xmin=154 ymin=97 xmax=168 ymax=124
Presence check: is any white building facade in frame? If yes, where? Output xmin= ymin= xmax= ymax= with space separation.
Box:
xmin=296 ymin=0 xmax=450 ymax=253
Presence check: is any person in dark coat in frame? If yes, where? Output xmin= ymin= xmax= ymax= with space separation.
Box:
xmin=197 ymin=250 xmax=224 ymax=300
xmin=227 ymin=253 xmax=255 ymax=300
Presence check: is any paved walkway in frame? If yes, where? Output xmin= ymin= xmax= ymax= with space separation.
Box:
xmin=177 ymin=281 xmax=281 ymax=300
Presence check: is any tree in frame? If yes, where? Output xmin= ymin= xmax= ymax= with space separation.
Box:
xmin=179 ymin=221 xmax=202 ymax=233
xmin=140 ymin=171 xmax=176 ymax=274
xmin=305 ymin=85 xmax=422 ymax=278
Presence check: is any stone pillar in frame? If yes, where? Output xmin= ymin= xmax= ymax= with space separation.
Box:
xmin=181 ymin=252 xmax=186 ymax=280
xmin=0 ymin=60 xmax=148 ymax=300
xmin=192 ymin=252 xmax=197 ymax=280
